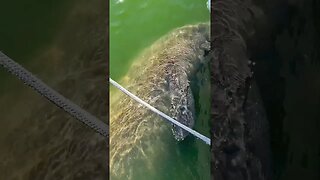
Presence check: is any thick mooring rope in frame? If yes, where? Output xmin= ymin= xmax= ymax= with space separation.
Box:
xmin=109 ymin=78 xmax=211 ymax=145
xmin=0 ymin=51 xmax=108 ymax=137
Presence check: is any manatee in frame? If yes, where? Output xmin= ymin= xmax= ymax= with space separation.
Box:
xmin=110 ymin=23 xmax=210 ymax=179
xmin=211 ymin=0 xmax=272 ymax=179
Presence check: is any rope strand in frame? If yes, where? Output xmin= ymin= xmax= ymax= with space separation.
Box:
xmin=0 ymin=51 xmax=109 ymax=137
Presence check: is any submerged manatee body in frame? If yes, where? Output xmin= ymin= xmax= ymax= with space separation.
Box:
xmin=211 ymin=0 xmax=272 ymax=179
xmin=110 ymin=23 xmax=210 ymax=179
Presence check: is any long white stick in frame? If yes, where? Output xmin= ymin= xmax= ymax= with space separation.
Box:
xmin=109 ymin=78 xmax=211 ymax=145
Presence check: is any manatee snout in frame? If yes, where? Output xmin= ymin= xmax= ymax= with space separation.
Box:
xmin=171 ymin=96 xmax=195 ymax=141
xmin=172 ymin=124 xmax=186 ymax=141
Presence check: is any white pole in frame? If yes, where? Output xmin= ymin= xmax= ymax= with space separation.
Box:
xmin=109 ymin=78 xmax=211 ymax=145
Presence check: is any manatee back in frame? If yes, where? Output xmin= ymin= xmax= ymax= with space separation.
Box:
xmin=110 ymin=23 xmax=210 ymax=179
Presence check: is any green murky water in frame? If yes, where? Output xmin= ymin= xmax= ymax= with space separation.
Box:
xmin=110 ymin=0 xmax=210 ymax=179
xmin=110 ymin=0 xmax=210 ymax=80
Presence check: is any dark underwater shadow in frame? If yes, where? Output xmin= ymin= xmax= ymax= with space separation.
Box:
xmin=211 ymin=0 xmax=320 ymax=179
